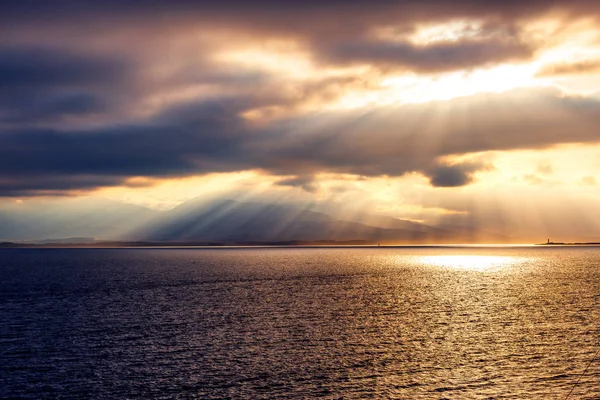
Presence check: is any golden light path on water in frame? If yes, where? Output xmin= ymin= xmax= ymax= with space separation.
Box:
xmin=419 ymin=255 xmax=522 ymax=271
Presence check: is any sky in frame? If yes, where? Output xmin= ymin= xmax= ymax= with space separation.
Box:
xmin=2 ymin=0 xmax=600 ymax=241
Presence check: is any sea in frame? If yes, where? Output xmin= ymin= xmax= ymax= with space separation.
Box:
xmin=1 ymin=246 xmax=599 ymax=399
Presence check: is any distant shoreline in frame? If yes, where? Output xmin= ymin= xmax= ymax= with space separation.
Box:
xmin=1 ymin=240 xmax=375 ymax=249
xmin=537 ymin=242 xmax=600 ymax=246
xmin=2 ymin=241 xmax=598 ymax=249
xmin=2 ymin=239 xmax=600 ymax=249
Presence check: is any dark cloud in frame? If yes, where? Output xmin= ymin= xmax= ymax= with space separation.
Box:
xmin=0 ymin=0 xmax=578 ymax=26
xmin=0 ymin=175 xmax=127 ymax=197
xmin=321 ymin=37 xmax=532 ymax=72
xmin=0 ymin=0 xmax=567 ymax=75
xmin=2 ymin=0 xmax=595 ymax=52
xmin=426 ymin=163 xmax=481 ymax=187
xmin=2 ymin=88 xmax=600 ymax=196
xmin=0 ymin=98 xmax=249 ymax=176
xmin=0 ymin=92 xmax=108 ymax=123
xmin=0 ymin=47 xmax=128 ymax=123
xmin=0 ymin=47 xmax=126 ymax=89
xmin=0 ymin=97 xmax=259 ymax=195
xmin=0 ymin=0 xmax=593 ymax=54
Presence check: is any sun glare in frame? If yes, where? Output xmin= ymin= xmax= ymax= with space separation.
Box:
xmin=419 ymin=255 xmax=519 ymax=271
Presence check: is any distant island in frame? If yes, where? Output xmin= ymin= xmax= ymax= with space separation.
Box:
xmin=538 ymin=239 xmax=600 ymax=246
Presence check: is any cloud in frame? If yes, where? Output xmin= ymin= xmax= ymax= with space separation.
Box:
xmin=320 ymin=36 xmax=532 ymax=72
xmin=536 ymin=163 xmax=553 ymax=174
xmin=523 ymin=174 xmax=545 ymax=185
xmin=537 ymin=60 xmax=600 ymax=76
xmin=0 ymin=47 xmax=125 ymax=89
xmin=1 ymin=1 xmax=600 ymax=196
xmin=275 ymin=175 xmax=319 ymax=192
xmin=3 ymin=87 xmax=600 ymax=196
xmin=0 ymin=0 xmax=572 ymax=131
xmin=0 ymin=47 xmax=128 ymax=123
xmin=0 ymin=1 xmax=582 ymax=29
xmin=426 ymin=162 xmax=482 ymax=187
xmin=0 ymin=0 xmax=569 ymax=76
xmin=0 ymin=92 xmax=108 ymax=124
xmin=580 ymin=176 xmax=596 ymax=186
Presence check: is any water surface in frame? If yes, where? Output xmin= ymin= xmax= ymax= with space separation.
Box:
xmin=1 ymin=247 xmax=599 ymax=399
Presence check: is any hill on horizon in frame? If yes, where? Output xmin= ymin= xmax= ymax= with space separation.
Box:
xmin=128 ymin=198 xmax=454 ymax=243
xmin=0 ymin=197 xmax=519 ymax=244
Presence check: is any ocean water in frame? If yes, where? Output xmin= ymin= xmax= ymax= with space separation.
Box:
xmin=0 ymin=247 xmax=599 ymax=399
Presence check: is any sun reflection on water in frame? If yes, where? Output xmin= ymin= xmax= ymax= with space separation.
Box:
xmin=419 ymin=255 xmax=519 ymax=271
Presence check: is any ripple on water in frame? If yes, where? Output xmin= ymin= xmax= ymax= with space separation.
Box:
xmin=0 ymin=247 xmax=599 ymax=399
